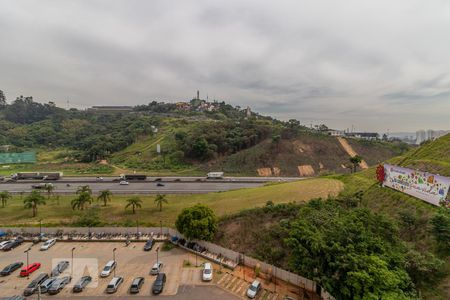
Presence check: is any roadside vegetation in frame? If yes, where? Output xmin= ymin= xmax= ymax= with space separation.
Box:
xmin=0 ymin=178 xmax=342 ymax=227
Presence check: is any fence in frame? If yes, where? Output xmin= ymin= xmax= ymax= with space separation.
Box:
xmin=1 ymin=227 xmax=334 ymax=299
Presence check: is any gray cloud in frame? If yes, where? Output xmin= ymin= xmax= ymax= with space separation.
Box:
xmin=0 ymin=0 xmax=449 ymax=132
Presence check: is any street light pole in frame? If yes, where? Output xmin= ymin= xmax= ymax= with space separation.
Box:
xmin=159 ymin=220 xmax=162 ymax=236
xmin=136 ymin=219 xmax=139 ymax=240
xmin=71 ymin=247 xmax=76 ymax=277
xmin=113 ymin=248 xmax=117 ymax=277
xmin=156 ymin=247 xmax=159 ymax=265
xmin=39 ymin=219 xmax=42 ymax=238
xmin=24 ymin=247 xmax=31 ymax=279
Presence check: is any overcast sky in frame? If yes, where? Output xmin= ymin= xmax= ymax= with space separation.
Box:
xmin=1 ymin=0 xmax=449 ymax=132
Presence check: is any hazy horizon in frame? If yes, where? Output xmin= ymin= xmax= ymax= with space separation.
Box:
xmin=1 ymin=0 xmax=450 ymax=132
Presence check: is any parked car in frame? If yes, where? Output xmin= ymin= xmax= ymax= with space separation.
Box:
xmin=2 ymin=237 xmax=23 ymax=251
xmin=51 ymin=260 xmax=69 ymax=277
xmin=3 ymin=296 xmax=26 ymax=300
xmin=143 ymin=239 xmax=154 ymax=251
xmin=1 ymin=262 xmax=23 ymax=276
xmin=23 ymin=273 xmax=49 ymax=296
xmin=20 ymin=262 xmax=41 ymax=277
xmin=40 ymin=277 xmax=58 ymax=293
xmin=119 ymin=181 xmax=129 ymax=185
xmin=246 ymin=280 xmax=262 ymax=299
xmin=40 ymin=238 xmax=56 ymax=251
xmin=129 ymin=277 xmax=144 ymax=294
xmin=106 ymin=276 xmax=124 ymax=294
xmin=100 ymin=260 xmax=116 ymax=277
xmin=150 ymin=262 xmax=163 ymax=275
xmin=73 ymin=276 xmax=92 ymax=293
xmin=152 ymin=273 xmax=166 ymax=294
xmin=48 ymin=276 xmax=71 ymax=295
xmin=202 ymin=263 xmax=213 ymax=281
xmin=0 ymin=240 xmax=12 ymax=250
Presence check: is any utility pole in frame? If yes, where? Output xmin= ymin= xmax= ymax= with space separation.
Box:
xmin=156 ymin=247 xmax=159 ymax=265
xmin=71 ymin=247 xmax=76 ymax=277
xmin=113 ymin=248 xmax=117 ymax=277
xmin=24 ymin=247 xmax=31 ymax=279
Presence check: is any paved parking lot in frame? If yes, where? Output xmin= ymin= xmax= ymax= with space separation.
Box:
xmin=0 ymin=241 xmax=236 ymax=299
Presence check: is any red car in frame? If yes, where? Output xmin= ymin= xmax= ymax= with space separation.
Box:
xmin=20 ymin=262 xmax=41 ymax=277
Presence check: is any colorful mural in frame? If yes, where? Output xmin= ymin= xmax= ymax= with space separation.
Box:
xmin=383 ymin=164 xmax=450 ymax=207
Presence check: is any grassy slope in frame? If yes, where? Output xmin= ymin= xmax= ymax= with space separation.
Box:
xmin=390 ymin=133 xmax=450 ymax=176
xmin=0 ymin=178 xmax=343 ymax=227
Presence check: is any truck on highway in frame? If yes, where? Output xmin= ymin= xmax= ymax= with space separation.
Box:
xmin=119 ymin=174 xmax=147 ymax=181
xmin=206 ymin=172 xmax=224 ymax=179
xmin=11 ymin=172 xmax=63 ymax=180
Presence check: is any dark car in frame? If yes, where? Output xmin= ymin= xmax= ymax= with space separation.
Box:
xmin=40 ymin=277 xmax=58 ymax=293
xmin=23 ymin=273 xmax=49 ymax=296
xmin=73 ymin=276 xmax=92 ymax=293
xmin=143 ymin=239 xmax=154 ymax=251
xmin=129 ymin=277 xmax=144 ymax=294
xmin=152 ymin=273 xmax=166 ymax=295
xmin=1 ymin=262 xmax=23 ymax=276
xmin=51 ymin=260 xmax=69 ymax=277
xmin=2 ymin=237 xmax=23 ymax=251
xmin=156 ymin=182 xmax=165 ymax=187
xmin=3 ymin=296 xmax=26 ymax=300
xmin=48 ymin=276 xmax=71 ymax=295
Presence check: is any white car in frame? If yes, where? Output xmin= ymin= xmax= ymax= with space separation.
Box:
xmin=119 ymin=181 xmax=129 ymax=185
xmin=247 ymin=280 xmax=262 ymax=299
xmin=202 ymin=263 xmax=213 ymax=281
xmin=150 ymin=262 xmax=163 ymax=275
xmin=101 ymin=260 xmax=117 ymax=277
xmin=40 ymin=238 xmax=56 ymax=251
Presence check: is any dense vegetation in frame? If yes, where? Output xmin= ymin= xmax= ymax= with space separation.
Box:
xmin=217 ymin=198 xmax=448 ymax=299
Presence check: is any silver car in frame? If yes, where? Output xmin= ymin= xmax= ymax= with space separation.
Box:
xmin=51 ymin=261 xmax=69 ymax=277
xmin=39 ymin=277 xmax=58 ymax=293
xmin=106 ymin=276 xmax=123 ymax=294
xmin=150 ymin=262 xmax=163 ymax=275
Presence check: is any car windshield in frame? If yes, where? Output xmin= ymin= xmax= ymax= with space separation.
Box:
xmin=103 ymin=266 xmax=110 ymax=271
xmin=107 ymin=284 xmax=114 ymax=288
xmin=249 ymin=285 xmax=258 ymax=292
xmin=204 ymin=269 xmax=212 ymax=274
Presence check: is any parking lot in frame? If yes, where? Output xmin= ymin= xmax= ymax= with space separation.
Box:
xmin=0 ymin=240 xmax=223 ymax=299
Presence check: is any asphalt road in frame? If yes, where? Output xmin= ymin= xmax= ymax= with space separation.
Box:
xmin=0 ymin=181 xmax=264 ymax=194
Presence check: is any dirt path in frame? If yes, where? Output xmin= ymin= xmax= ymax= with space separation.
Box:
xmin=337 ymin=137 xmax=369 ymax=169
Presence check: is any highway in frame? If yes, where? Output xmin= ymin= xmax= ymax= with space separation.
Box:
xmin=0 ymin=181 xmax=266 ymax=194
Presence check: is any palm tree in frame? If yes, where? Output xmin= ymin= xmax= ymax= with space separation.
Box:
xmin=44 ymin=184 xmax=55 ymax=200
xmin=0 ymin=191 xmax=11 ymax=208
xmin=71 ymin=192 xmax=93 ymax=210
xmin=125 ymin=197 xmax=142 ymax=214
xmin=23 ymin=190 xmax=46 ymax=217
xmin=97 ymin=190 xmax=112 ymax=206
xmin=349 ymin=155 xmax=363 ymax=173
xmin=76 ymin=185 xmax=92 ymax=195
xmin=154 ymin=194 xmax=168 ymax=212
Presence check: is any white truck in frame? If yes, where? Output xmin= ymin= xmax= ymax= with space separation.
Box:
xmin=206 ymin=172 xmax=224 ymax=179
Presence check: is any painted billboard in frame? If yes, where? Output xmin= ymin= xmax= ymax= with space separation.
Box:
xmin=383 ymin=164 xmax=450 ymax=207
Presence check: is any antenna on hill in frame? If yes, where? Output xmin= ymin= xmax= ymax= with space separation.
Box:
xmin=66 ymin=100 xmax=69 ymax=110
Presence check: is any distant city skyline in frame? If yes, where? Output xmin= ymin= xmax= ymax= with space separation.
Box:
xmin=1 ymin=0 xmax=450 ymax=132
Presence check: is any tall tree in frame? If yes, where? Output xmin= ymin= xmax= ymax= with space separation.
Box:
xmin=0 ymin=90 xmax=6 ymax=108
xmin=175 ymin=204 xmax=217 ymax=241
xmin=97 ymin=190 xmax=112 ymax=206
xmin=125 ymin=197 xmax=142 ymax=214
xmin=23 ymin=190 xmax=46 ymax=217
xmin=76 ymin=185 xmax=92 ymax=195
xmin=349 ymin=155 xmax=362 ymax=173
xmin=44 ymin=184 xmax=54 ymax=200
xmin=154 ymin=194 xmax=168 ymax=212
xmin=71 ymin=192 xmax=93 ymax=210
xmin=0 ymin=191 xmax=11 ymax=207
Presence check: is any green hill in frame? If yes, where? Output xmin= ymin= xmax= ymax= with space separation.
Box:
xmin=389 ymin=133 xmax=450 ymax=176
xmin=215 ymin=134 xmax=450 ymax=299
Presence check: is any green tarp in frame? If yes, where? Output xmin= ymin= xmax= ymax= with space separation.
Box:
xmin=0 ymin=151 xmax=36 ymax=164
